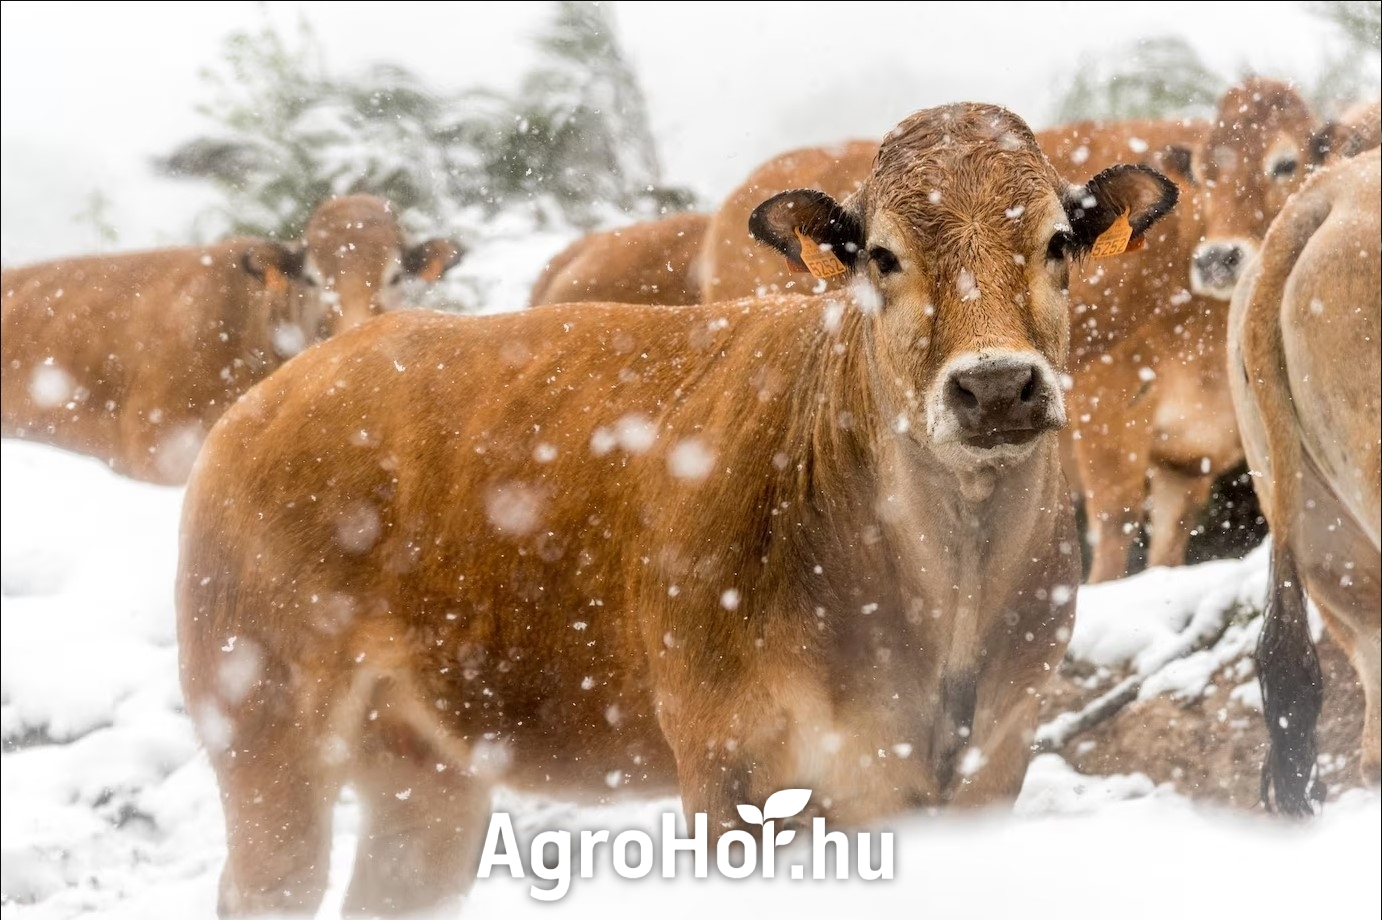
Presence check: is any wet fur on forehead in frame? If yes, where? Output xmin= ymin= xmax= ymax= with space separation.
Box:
xmin=866 ymin=104 xmax=1062 ymax=276
xmin=305 ymin=195 xmax=405 ymax=249
xmin=1203 ymin=78 xmax=1315 ymax=159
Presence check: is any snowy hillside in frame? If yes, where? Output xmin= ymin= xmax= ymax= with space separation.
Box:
xmin=2 ymin=438 xmax=1377 ymax=919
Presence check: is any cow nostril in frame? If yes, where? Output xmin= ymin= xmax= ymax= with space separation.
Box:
xmin=952 ymin=380 xmax=979 ymax=409
xmin=1223 ymin=248 xmax=1242 ymax=269
xmin=1019 ymin=370 xmax=1036 ymax=403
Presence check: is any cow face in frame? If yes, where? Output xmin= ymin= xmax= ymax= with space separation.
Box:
xmin=240 ymin=241 xmax=321 ymax=359
xmin=1189 ymin=79 xmax=1321 ymax=300
xmin=301 ymin=195 xmax=464 ymax=337
xmin=751 ymin=103 xmax=1177 ymax=471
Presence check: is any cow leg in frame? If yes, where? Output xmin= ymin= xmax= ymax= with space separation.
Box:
xmin=1348 ymin=621 xmax=1382 ymax=786
xmin=656 ymin=678 xmax=805 ymax=836
xmin=1077 ymin=453 xmax=1145 ymax=584
xmin=213 ymin=715 xmax=342 ymax=917
xmin=1144 ymin=463 xmax=1216 ymax=570
xmin=1317 ymin=594 xmax=1382 ymax=787
xmin=342 ymin=713 xmax=491 ymax=916
xmin=947 ymin=695 xmax=1040 ymax=806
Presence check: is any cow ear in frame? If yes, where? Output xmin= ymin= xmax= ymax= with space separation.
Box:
xmin=1160 ymin=145 xmax=1195 ymax=185
xmin=242 ymin=242 xmax=305 ymax=294
xmin=749 ymin=189 xmax=863 ymax=279
xmin=404 ymin=239 xmax=465 ymax=283
xmin=1062 ymin=164 xmax=1179 ymax=257
xmin=1307 ymin=121 xmax=1348 ymax=165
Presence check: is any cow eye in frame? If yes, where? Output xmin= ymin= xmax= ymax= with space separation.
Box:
xmin=1046 ymin=231 xmax=1072 ymax=262
xmin=387 ymin=271 xmax=404 ymax=287
xmin=1270 ymin=157 xmax=1298 ymax=179
xmin=868 ymin=247 xmax=900 ymax=275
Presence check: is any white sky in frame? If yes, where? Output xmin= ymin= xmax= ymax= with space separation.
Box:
xmin=0 ymin=1 xmax=1369 ymax=262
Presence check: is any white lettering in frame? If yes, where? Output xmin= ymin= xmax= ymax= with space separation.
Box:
xmin=857 ymin=831 xmax=894 ymax=880
xmin=613 ymin=830 xmax=654 ymax=878
xmin=662 ymin=811 xmax=708 ymax=878
xmin=529 ymin=830 xmax=570 ymax=901
xmin=812 ymin=816 xmax=850 ymax=880
xmin=579 ymin=829 xmax=609 ymax=878
xmin=477 ymin=813 xmax=524 ymax=879
xmin=716 ymin=829 xmax=758 ymax=879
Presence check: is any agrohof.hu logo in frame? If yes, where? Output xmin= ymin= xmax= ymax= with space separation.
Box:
xmin=477 ymin=789 xmax=894 ymax=901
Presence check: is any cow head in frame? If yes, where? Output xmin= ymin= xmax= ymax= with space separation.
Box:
xmin=300 ymin=195 xmax=465 ymax=336
xmin=750 ymin=103 xmax=1177 ymax=471
xmin=1188 ymin=79 xmax=1321 ymax=300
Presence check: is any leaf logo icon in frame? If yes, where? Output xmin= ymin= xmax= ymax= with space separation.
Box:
xmin=736 ymin=803 xmax=764 ymax=825
xmin=763 ymin=788 xmax=811 ymax=821
xmin=736 ymin=789 xmax=810 ymax=830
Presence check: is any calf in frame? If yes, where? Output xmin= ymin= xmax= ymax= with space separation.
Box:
xmin=1189 ymin=78 xmax=1325 ymax=300
xmin=696 ymin=122 xmax=1220 ymax=582
xmin=698 ymin=140 xmax=877 ymax=302
xmin=1231 ymin=149 xmax=1381 ymax=815
xmin=529 ymin=212 xmax=710 ymax=307
xmin=1 ymin=195 xmax=462 ymax=483
xmin=701 ymin=84 xmax=1341 ymax=581
xmin=177 ymin=103 xmax=1175 ymax=916
xmin=1041 ymin=118 xmax=1250 ymax=582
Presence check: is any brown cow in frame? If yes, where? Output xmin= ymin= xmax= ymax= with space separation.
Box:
xmin=698 ymin=140 xmax=877 ymax=302
xmin=1231 ymin=149 xmax=1381 ymax=815
xmin=177 ymin=103 xmax=1176 ymax=916
xmin=1042 ymin=118 xmax=1250 ymax=582
xmin=1 ymin=195 xmax=462 ymax=483
xmin=698 ymin=122 xmax=1220 ymax=582
xmin=1188 ymin=78 xmax=1326 ymax=300
xmin=700 ymin=84 xmax=1337 ymax=582
xmin=528 ymin=212 xmax=709 ymax=307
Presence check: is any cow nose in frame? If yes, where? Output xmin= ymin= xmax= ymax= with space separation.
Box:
xmin=945 ymin=359 xmax=1056 ymax=448
xmin=1191 ymin=243 xmax=1246 ymax=295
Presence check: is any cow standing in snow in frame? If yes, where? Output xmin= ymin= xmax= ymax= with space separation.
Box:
xmin=1 ymin=195 xmax=463 ymax=483
xmin=177 ymin=103 xmax=1177 ymax=916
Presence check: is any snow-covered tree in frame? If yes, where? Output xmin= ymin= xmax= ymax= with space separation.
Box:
xmin=1050 ymin=35 xmax=1226 ymax=124
xmin=453 ymin=1 xmax=691 ymax=226
xmin=1302 ymin=0 xmax=1382 ymax=114
xmin=159 ymin=3 xmax=693 ymax=241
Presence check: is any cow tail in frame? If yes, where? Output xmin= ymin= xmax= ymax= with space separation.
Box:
xmin=1257 ymin=539 xmax=1325 ymax=816
xmin=1241 ymin=187 xmax=1335 ymax=818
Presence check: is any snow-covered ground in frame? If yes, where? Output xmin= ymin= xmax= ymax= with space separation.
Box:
xmin=2 ymin=436 xmax=1377 ymax=919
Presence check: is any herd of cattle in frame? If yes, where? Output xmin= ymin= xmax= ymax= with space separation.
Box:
xmin=1 ymin=77 xmax=1378 ymax=915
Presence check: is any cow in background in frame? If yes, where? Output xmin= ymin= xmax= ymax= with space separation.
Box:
xmin=1 ymin=195 xmax=463 ymax=483
xmin=1189 ymin=78 xmax=1329 ymax=301
xmin=698 ymin=140 xmax=877 ymax=302
xmin=1312 ymin=96 xmax=1381 ymax=162
xmin=528 ymin=212 xmax=709 ymax=307
xmin=1040 ymin=118 xmax=1243 ymax=581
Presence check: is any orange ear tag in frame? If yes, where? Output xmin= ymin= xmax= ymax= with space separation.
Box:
xmin=263 ymin=264 xmax=290 ymax=293
xmin=793 ymin=227 xmax=848 ymax=279
xmin=418 ymin=259 xmax=445 ymax=283
xmin=1091 ymin=210 xmax=1139 ymax=259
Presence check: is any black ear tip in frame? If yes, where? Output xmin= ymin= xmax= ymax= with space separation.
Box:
xmin=439 ymin=239 xmax=466 ymax=269
xmin=1098 ymin=163 xmax=1179 ymax=230
xmin=749 ymin=189 xmax=817 ymax=242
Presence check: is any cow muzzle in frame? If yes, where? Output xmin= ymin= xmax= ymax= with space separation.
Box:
xmin=933 ymin=353 xmax=1065 ymax=455
xmin=1190 ymin=240 xmax=1256 ymax=301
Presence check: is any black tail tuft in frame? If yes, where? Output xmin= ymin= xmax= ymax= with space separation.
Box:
xmin=1256 ymin=541 xmax=1326 ymax=818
